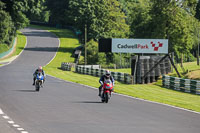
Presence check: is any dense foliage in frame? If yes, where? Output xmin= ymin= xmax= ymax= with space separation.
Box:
xmin=1 ymin=0 xmax=200 ymax=66
xmin=46 ymin=0 xmax=129 ymax=40
xmin=0 ymin=0 xmax=48 ymax=46
xmin=0 ymin=2 xmax=14 ymax=45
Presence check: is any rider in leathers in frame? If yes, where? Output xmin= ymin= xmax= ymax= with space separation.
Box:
xmin=98 ymin=70 xmax=115 ymax=96
xmin=32 ymin=66 xmax=45 ymax=85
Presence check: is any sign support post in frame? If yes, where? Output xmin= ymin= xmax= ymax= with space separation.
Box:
xmin=142 ymin=54 xmax=181 ymax=82
xmin=99 ymin=38 xmax=181 ymax=84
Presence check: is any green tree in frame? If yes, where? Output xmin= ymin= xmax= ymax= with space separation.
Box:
xmin=79 ymin=39 xmax=106 ymax=65
xmin=0 ymin=0 xmax=30 ymax=46
xmin=86 ymin=40 xmax=99 ymax=64
xmin=0 ymin=1 xmax=15 ymax=45
xmin=129 ymin=0 xmax=152 ymax=38
xmin=45 ymin=0 xmax=71 ymax=25
xmin=46 ymin=0 xmax=129 ymax=40
xmin=150 ymin=0 xmax=197 ymax=65
xmin=46 ymin=0 xmax=130 ymax=64
xmin=68 ymin=0 xmax=129 ymax=64
xmin=195 ymin=0 xmax=200 ymax=20
xmin=104 ymin=0 xmax=129 ymax=38
xmin=1 ymin=0 xmax=29 ymax=30
xmin=25 ymin=0 xmax=49 ymax=22
xmin=130 ymin=0 xmax=196 ymax=54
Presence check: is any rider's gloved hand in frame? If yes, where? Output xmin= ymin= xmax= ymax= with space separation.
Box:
xmin=100 ymin=81 xmax=103 ymax=85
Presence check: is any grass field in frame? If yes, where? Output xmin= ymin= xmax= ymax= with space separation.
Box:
xmin=29 ymin=24 xmax=200 ymax=112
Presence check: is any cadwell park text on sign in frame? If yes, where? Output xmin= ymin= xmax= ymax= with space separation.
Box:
xmin=112 ymin=39 xmax=168 ymax=54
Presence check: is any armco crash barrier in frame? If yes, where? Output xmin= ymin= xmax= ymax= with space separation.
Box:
xmin=162 ymin=75 xmax=200 ymax=95
xmin=61 ymin=63 xmax=133 ymax=84
xmin=61 ymin=62 xmax=73 ymax=71
xmin=75 ymin=65 xmax=133 ymax=84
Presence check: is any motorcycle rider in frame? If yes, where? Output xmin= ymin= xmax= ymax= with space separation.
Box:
xmin=32 ymin=66 xmax=45 ymax=85
xmin=98 ymin=70 xmax=115 ymax=96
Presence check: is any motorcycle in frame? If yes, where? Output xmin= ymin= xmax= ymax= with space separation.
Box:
xmin=35 ymin=72 xmax=44 ymax=91
xmin=101 ymin=79 xmax=113 ymax=103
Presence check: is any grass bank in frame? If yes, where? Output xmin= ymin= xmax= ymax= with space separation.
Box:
xmin=169 ymin=61 xmax=200 ymax=79
xmin=30 ymin=24 xmax=200 ymax=112
xmin=14 ymin=31 xmax=27 ymax=56
xmin=0 ymin=31 xmax=26 ymax=64
xmin=0 ymin=44 xmax=11 ymax=53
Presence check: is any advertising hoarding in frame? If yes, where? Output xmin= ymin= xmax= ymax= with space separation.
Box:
xmin=112 ymin=39 xmax=168 ymax=54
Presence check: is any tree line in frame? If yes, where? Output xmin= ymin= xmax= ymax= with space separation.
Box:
xmin=1 ymin=0 xmax=200 ymax=66
xmin=0 ymin=0 xmax=48 ymax=45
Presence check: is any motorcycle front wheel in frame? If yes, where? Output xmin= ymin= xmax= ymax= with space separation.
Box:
xmin=105 ymin=92 xmax=110 ymax=103
xmin=101 ymin=93 xmax=105 ymax=103
xmin=35 ymin=82 xmax=40 ymax=91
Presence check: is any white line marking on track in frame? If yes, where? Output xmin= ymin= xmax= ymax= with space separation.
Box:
xmin=0 ymin=29 xmax=58 ymax=133
xmin=3 ymin=116 xmax=9 ymax=119
xmin=8 ymin=121 xmax=14 ymax=124
xmin=0 ymin=109 xmax=4 ymax=114
xmin=0 ymin=108 xmax=28 ymax=132
xmin=13 ymin=124 xmax=20 ymax=127
xmin=21 ymin=131 xmax=29 ymax=133
xmin=17 ymin=128 xmax=24 ymax=131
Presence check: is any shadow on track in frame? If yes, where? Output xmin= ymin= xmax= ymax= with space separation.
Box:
xmin=19 ymin=46 xmax=74 ymax=53
xmin=14 ymin=90 xmax=36 ymax=92
xmin=22 ymin=31 xmax=57 ymax=38
xmin=73 ymin=101 xmax=102 ymax=104
xmin=21 ymin=47 xmax=58 ymax=52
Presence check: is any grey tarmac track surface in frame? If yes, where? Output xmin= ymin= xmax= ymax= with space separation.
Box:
xmin=0 ymin=28 xmax=200 ymax=133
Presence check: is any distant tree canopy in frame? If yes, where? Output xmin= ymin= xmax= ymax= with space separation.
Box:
xmin=0 ymin=0 xmax=47 ymax=46
xmin=25 ymin=0 xmax=49 ymax=22
xmin=45 ymin=0 xmax=130 ymax=64
xmin=129 ymin=0 xmax=200 ymax=57
xmin=0 ymin=0 xmax=28 ymax=45
xmin=2 ymin=0 xmax=200 ymax=65
xmin=46 ymin=0 xmax=129 ymax=40
xmin=0 ymin=1 xmax=14 ymax=44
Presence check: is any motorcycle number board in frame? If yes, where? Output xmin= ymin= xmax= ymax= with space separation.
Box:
xmin=112 ymin=38 xmax=168 ymax=54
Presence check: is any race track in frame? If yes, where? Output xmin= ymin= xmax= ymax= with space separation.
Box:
xmin=0 ymin=28 xmax=200 ymax=133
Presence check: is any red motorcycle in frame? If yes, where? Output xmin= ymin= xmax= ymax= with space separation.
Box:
xmin=101 ymin=79 xmax=113 ymax=103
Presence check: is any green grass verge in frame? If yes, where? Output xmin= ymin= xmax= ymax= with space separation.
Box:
xmin=30 ymin=24 xmax=200 ymax=112
xmin=0 ymin=43 xmax=11 ymax=53
xmin=14 ymin=31 xmax=27 ymax=56
xmin=109 ymin=68 xmax=131 ymax=74
xmin=0 ymin=31 xmax=26 ymax=63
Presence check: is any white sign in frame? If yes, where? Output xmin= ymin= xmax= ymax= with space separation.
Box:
xmin=112 ymin=39 xmax=168 ymax=54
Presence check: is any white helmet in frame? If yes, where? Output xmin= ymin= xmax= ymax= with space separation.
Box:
xmin=38 ymin=66 xmax=42 ymax=72
xmin=105 ymin=70 xmax=111 ymax=78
